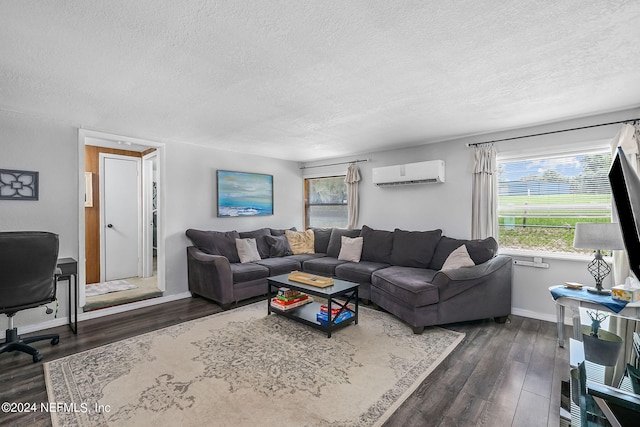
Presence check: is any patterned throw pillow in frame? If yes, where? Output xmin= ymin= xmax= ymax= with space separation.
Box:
xmin=285 ymin=229 xmax=315 ymax=255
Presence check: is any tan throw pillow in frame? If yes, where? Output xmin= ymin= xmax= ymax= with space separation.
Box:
xmin=235 ymin=238 xmax=261 ymax=263
xmin=285 ymin=229 xmax=315 ymax=254
xmin=338 ymin=236 xmax=363 ymax=262
xmin=441 ymin=245 xmax=475 ymax=271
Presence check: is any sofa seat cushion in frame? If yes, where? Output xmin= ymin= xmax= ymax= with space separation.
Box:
xmin=335 ymin=261 xmax=390 ymax=284
xmin=371 ymin=266 xmax=439 ymax=307
xmin=285 ymin=253 xmax=326 ymax=264
xmin=230 ymin=262 xmax=269 ymax=283
xmin=254 ymin=257 xmax=300 ymax=276
xmin=302 ymin=257 xmax=349 ymax=276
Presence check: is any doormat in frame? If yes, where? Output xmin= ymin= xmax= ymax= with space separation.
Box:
xmin=44 ymin=302 xmax=464 ymax=426
xmin=85 ymin=280 xmax=138 ymax=297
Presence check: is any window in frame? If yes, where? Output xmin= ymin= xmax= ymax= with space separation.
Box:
xmin=497 ymin=148 xmax=612 ymax=254
xmin=305 ymin=176 xmax=348 ymax=228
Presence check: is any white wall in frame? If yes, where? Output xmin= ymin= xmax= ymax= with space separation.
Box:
xmin=163 ymin=142 xmax=302 ymax=295
xmin=0 ymin=110 xmax=78 ymax=327
xmin=302 ymin=108 xmax=640 ymax=322
xmin=0 ymin=109 xmax=303 ymax=330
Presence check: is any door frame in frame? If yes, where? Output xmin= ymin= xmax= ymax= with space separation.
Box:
xmin=78 ymin=129 xmax=166 ymax=308
xmin=141 ymin=151 xmax=157 ymax=278
xmin=99 ymin=153 xmax=142 ymax=282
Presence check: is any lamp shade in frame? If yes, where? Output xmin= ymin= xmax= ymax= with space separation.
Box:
xmin=573 ymin=222 xmax=625 ymax=250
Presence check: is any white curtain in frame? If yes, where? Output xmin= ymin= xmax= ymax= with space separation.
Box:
xmin=608 ymin=123 xmax=640 ymax=385
xmin=471 ymin=144 xmax=498 ymax=239
xmin=345 ymin=164 xmax=361 ymax=230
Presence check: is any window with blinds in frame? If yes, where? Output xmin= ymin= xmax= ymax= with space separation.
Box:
xmin=497 ymin=149 xmax=612 ymax=254
xmin=304 ymin=176 xmax=348 ymax=229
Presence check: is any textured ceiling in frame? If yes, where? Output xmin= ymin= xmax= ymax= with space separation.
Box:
xmin=1 ymin=1 xmax=639 ymax=161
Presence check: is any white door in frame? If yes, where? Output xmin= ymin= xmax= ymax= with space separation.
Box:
xmin=100 ymin=154 xmax=141 ymax=281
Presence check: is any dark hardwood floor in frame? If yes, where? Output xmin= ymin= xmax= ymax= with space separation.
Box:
xmin=0 ymin=297 xmax=570 ymax=426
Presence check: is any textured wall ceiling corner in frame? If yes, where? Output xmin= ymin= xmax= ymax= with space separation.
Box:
xmin=1 ymin=0 xmax=639 ymax=161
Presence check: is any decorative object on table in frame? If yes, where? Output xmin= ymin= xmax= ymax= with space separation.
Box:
xmin=611 ymin=276 xmax=640 ymax=302
xmin=573 ymin=222 xmax=625 ymax=295
xmin=216 ymin=170 xmax=273 ymax=217
xmin=0 ymin=169 xmax=39 ymax=200
xmin=564 ymin=282 xmax=583 ymax=290
xmin=581 ymin=310 xmax=623 ymax=366
xmin=287 ymin=271 xmax=334 ymax=287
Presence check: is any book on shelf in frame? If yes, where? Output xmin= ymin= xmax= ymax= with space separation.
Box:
xmin=316 ymin=310 xmax=353 ymax=325
xmin=277 ymin=287 xmax=300 ymax=298
xmin=275 ymin=294 xmax=309 ymax=305
xmin=319 ymin=303 xmax=353 ymax=315
xmin=276 ymin=293 xmax=308 ymax=303
xmin=271 ymin=297 xmax=312 ymax=311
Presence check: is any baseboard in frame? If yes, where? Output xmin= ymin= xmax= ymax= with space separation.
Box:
xmin=511 ymin=307 xmax=558 ymax=324
xmin=17 ymin=292 xmax=193 ymax=334
xmin=79 ymin=291 xmax=192 ymax=321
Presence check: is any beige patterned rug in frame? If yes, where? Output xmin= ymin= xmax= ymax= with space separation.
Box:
xmin=44 ymin=302 xmax=464 ymax=426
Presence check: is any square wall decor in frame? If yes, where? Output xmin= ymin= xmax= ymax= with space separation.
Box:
xmin=217 ymin=170 xmax=273 ymax=217
xmin=0 ymin=169 xmax=39 ymax=200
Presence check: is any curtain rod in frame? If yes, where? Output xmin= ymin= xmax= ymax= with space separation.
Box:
xmin=467 ymin=118 xmax=640 ymax=147
xmin=299 ymin=158 xmax=369 ymax=169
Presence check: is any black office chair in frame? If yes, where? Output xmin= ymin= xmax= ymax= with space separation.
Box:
xmin=0 ymin=231 xmax=60 ymax=362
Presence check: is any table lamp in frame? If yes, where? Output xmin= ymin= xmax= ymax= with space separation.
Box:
xmin=573 ymin=222 xmax=625 ymax=295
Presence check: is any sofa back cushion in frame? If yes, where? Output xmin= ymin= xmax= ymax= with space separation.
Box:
xmin=285 ymin=229 xmax=315 ymax=254
xmin=360 ymin=225 xmax=394 ymax=264
xmin=309 ymin=227 xmax=332 ymax=253
xmin=265 ymin=235 xmax=293 ymax=257
xmin=186 ymin=229 xmax=240 ymax=263
xmin=429 ymin=236 xmax=498 ymax=270
xmin=270 ymin=227 xmax=296 ymax=236
xmin=326 ymin=228 xmax=361 ymax=258
xmin=390 ymin=228 xmax=442 ymax=268
xmin=239 ymin=228 xmax=272 ymax=259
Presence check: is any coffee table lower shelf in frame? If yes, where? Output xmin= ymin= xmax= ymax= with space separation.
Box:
xmin=267 ymin=274 xmax=359 ymax=338
xmin=269 ymin=301 xmax=356 ymax=337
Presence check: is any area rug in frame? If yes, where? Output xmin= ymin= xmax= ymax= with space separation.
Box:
xmin=84 ymin=280 xmax=138 ymax=297
xmin=44 ymin=302 xmax=464 ymax=427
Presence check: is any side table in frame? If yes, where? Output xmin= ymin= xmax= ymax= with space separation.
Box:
xmin=57 ymin=258 xmax=78 ymax=334
xmin=549 ymin=285 xmax=640 ymax=348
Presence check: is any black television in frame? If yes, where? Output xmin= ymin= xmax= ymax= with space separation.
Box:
xmin=609 ymin=146 xmax=640 ymax=280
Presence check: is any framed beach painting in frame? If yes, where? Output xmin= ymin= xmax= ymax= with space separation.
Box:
xmin=217 ymin=170 xmax=273 ymax=217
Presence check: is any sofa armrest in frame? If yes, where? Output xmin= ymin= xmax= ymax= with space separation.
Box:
xmin=433 ymin=255 xmax=512 ymax=282
xmin=431 ymin=255 xmax=512 ymax=301
xmin=186 ymin=246 xmax=234 ymax=305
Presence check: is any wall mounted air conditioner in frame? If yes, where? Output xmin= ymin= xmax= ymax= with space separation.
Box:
xmin=372 ymin=160 xmax=445 ymax=186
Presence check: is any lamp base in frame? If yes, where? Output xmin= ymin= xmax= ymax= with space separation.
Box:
xmin=586 ymin=287 xmax=611 ymax=296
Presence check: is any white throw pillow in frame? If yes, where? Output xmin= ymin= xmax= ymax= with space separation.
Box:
xmin=338 ymin=236 xmax=363 ymax=262
xmin=441 ymin=245 xmax=475 ymax=271
xmin=235 ymin=238 xmax=261 ymax=263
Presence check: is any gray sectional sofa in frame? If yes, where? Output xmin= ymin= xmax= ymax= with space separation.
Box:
xmin=186 ymin=225 xmax=512 ymax=333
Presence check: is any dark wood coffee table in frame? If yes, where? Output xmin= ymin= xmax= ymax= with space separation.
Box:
xmin=267 ymin=273 xmax=359 ymax=338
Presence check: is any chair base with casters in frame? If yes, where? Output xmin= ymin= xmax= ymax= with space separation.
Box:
xmin=0 ymin=315 xmax=59 ymax=363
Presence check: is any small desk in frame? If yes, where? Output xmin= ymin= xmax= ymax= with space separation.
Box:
xmin=57 ymin=257 xmax=78 ymax=334
xmin=549 ymin=285 xmax=640 ymax=347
